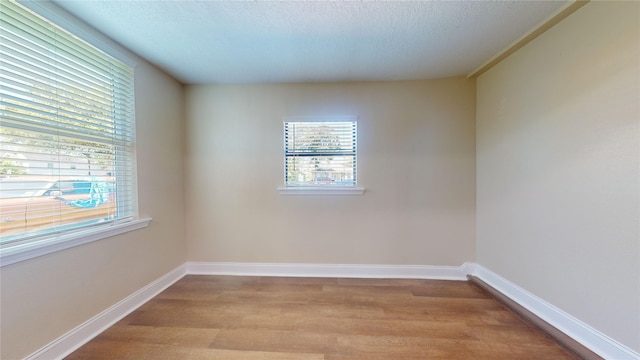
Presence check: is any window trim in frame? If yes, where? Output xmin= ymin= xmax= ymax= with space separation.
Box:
xmin=0 ymin=218 xmax=151 ymax=267
xmin=0 ymin=0 xmax=147 ymax=265
xmin=277 ymin=186 xmax=365 ymax=195
xmin=282 ymin=116 xmax=363 ymax=194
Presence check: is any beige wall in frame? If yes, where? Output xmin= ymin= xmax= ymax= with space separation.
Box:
xmin=0 ymin=55 xmax=187 ymax=359
xmin=185 ymin=79 xmax=476 ymax=265
xmin=476 ymin=1 xmax=639 ymax=352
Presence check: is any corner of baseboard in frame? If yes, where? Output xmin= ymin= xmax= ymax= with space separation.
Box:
xmin=460 ymin=261 xmax=478 ymax=276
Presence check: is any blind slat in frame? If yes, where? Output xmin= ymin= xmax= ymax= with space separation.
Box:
xmin=1 ymin=6 xmax=131 ymax=81
xmin=284 ymin=120 xmax=357 ymax=187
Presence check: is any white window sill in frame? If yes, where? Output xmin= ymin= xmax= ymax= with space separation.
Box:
xmin=0 ymin=217 xmax=151 ymax=267
xmin=277 ymin=187 xmax=365 ymax=195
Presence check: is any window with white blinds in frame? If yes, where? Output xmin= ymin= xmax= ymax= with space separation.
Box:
xmin=0 ymin=0 xmax=137 ymax=245
xmin=284 ymin=119 xmax=357 ymax=187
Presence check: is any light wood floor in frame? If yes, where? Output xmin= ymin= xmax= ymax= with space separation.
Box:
xmin=65 ymin=275 xmax=580 ymax=360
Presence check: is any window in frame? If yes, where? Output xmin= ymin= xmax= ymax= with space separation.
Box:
xmin=281 ymin=118 xmax=363 ymax=195
xmin=0 ymin=1 xmax=144 ymax=263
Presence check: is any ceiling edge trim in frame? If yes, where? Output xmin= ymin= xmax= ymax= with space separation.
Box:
xmin=467 ymin=0 xmax=590 ymax=79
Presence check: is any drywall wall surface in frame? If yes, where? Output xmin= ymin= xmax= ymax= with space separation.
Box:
xmin=476 ymin=1 xmax=639 ymax=351
xmin=0 ymin=53 xmax=187 ymax=360
xmin=185 ymin=78 xmax=476 ymax=266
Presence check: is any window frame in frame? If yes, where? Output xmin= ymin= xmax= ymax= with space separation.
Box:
xmin=278 ymin=117 xmax=365 ymax=195
xmin=0 ymin=0 xmax=149 ymax=267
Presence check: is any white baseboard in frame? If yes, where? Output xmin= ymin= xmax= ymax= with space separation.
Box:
xmin=24 ymin=261 xmax=470 ymax=359
xmin=187 ymin=261 xmax=476 ymax=280
xmin=473 ymin=265 xmax=640 ymax=360
xmin=26 ymin=264 xmax=187 ymax=360
xmin=25 ymin=261 xmax=639 ymax=360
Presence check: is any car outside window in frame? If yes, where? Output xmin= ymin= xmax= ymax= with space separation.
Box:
xmin=0 ymin=178 xmax=116 ymax=239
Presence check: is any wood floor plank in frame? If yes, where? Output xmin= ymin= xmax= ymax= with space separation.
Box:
xmin=67 ymin=340 xmax=325 ymax=360
xmin=94 ymin=325 xmax=220 ymax=347
xmin=65 ymin=275 xmax=582 ymax=359
xmin=409 ymin=279 xmax=490 ymax=299
xmin=209 ymin=328 xmax=338 ymax=354
xmin=334 ymin=334 xmax=480 ymax=357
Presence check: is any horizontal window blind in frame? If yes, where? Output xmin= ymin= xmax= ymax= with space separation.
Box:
xmin=284 ymin=120 xmax=357 ymax=187
xmin=0 ymin=0 xmax=136 ymax=244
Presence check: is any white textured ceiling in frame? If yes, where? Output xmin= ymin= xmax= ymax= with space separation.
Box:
xmin=52 ymin=0 xmax=568 ymax=84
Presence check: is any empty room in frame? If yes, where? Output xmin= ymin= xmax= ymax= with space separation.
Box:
xmin=0 ymin=0 xmax=638 ymax=359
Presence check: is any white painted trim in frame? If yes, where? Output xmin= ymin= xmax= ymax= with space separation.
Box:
xmin=467 ymin=0 xmax=588 ymax=78
xmin=25 ymin=262 xmax=638 ymax=360
xmin=277 ymin=187 xmax=365 ymax=195
xmin=25 ymin=264 xmax=187 ymax=360
xmin=187 ymin=261 xmax=474 ymax=280
xmin=472 ymin=265 xmax=640 ymax=360
xmin=0 ymin=218 xmax=152 ymax=267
